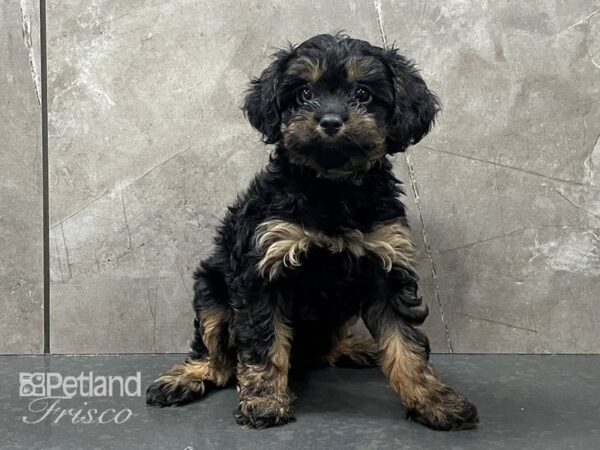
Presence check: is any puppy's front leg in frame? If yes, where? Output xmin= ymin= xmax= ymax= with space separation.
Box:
xmin=233 ymin=296 xmax=295 ymax=428
xmin=363 ymin=271 xmax=479 ymax=431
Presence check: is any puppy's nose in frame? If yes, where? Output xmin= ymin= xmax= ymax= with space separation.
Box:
xmin=319 ymin=114 xmax=343 ymax=135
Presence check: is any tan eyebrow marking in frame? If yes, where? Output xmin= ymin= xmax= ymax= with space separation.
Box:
xmin=345 ymin=56 xmax=381 ymax=82
xmin=288 ymin=56 xmax=326 ymax=82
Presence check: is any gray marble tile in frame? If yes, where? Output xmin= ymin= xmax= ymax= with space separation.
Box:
xmin=0 ymin=0 xmax=43 ymax=354
xmin=1 ymin=355 xmax=599 ymax=449
xmin=379 ymin=0 xmax=600 ymax=352
xmin=47 ymin=0 xmax=383 ymax=352
xmin=46 ymin=0 xmax=600 ymax=354
xmin=393 ymin=156 xmax=451 ymax=352
xmin=50 ymin=279 xmax=190 ymax=354
xmin=412 ymin=149 xmax=600 ymax=353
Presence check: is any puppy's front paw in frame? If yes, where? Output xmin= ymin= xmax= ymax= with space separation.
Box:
xmin=146 ymin=377 xmax=205 ymax=407
xmin=407 ymin=390 xmax=479 ymax=431
xmin=234 ymin=395 xmax=295 ymax=429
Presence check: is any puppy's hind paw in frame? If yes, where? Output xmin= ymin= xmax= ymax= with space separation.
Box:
xmin=146 ymin=377 xmax=205 ymax=407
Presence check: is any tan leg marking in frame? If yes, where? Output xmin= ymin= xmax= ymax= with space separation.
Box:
xmin=325 ymin=325 xmax=379 ymax=367
xmin=379 ymin=325 xmax=471 ymax=422
xmin=237 ymin=309 xmax=293 ymax=400
xmin=154 ymin=305 xmax=232 ymax=393
xmin=236 ymin=310 xmax=294 ymax=425
xmin=198 ymin=305 xmax=233 ymax=378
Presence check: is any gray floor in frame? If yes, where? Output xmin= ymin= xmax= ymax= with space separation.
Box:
xmin=0 ymin=355 xmax=599 ymax=450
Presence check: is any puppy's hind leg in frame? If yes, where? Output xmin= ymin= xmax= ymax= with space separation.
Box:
xmin=324 ymin=319 xmax=379 ymax=368
xmin=146 ymin=263 xmax=234 ymax=407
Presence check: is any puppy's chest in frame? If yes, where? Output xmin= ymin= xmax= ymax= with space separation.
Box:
xmin=253 ymin=219 xmax=415 ymax=282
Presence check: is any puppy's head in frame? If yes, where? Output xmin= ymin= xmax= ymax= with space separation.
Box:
xmin=243 ymin=34 xmax=440 ymax=177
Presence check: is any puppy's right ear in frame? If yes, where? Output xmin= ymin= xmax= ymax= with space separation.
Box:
xmin=242 ymin=47 xmax=294 ymax=144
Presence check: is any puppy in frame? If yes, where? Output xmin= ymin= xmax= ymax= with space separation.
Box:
xmin=146 ymin=33 xmax=478 ymax=431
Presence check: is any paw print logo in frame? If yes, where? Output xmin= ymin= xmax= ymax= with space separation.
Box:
xmin=19 ymin=373 xmax=46 ymax=397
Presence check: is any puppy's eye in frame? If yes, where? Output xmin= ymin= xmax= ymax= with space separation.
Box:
xmin=298 ymin=87 xmax=313 ymax=104
xmin=354 ymin=87 xmax=372 ymax=104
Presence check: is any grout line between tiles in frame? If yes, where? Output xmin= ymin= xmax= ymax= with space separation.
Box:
xmin=40 ymin=0 xmax=50 ymax=354
xmin=372 ymin=0 xmax=454 ymax=352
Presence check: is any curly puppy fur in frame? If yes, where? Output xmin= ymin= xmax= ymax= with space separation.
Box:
xmin=147 ymin=33 xmax=479 ymax=431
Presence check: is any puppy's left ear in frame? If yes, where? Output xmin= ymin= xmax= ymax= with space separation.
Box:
xmin=382 ymin=48 xmax=441 ymax=153
xmin=242 ymin=47 xmax=294 ymax=144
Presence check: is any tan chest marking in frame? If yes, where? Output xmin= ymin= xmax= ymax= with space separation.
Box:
xmin=255 ymin=219 xmax=415 ymax=280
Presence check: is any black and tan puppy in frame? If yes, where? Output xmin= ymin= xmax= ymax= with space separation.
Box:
xmin=146 ymin=33 xmax=478 ymax=431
